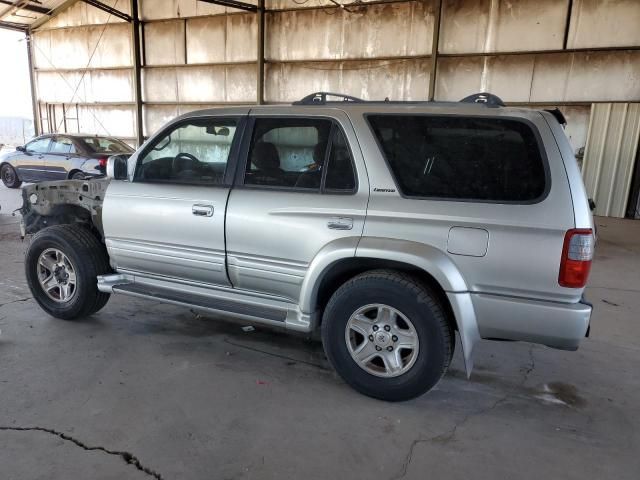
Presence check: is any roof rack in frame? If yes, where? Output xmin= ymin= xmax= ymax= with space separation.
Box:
xmin=293 ymin=92 xmax=364 ymax=105
xmin=292 ymin=91 xmax=506 ymax=107
xmin=459 ymin=92 xmax=505 ymax=107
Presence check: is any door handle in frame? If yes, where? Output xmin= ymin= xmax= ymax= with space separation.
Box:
xmin=192 ymin=204 xmax=214 ymax=217
xmin=327 ymin=217 xmax=353 ymax=230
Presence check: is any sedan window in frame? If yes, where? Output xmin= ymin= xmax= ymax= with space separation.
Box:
xmin=50 ymin=137 xmax=76 ymax=154
xmin=25 ymin=137 xmax=51 ymax=154
xmin=81 ymin=137 xmax=132 ymax=154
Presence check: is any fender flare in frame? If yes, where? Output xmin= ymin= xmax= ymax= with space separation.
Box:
xmin=299 ymin=236 xmax=480 ymax=376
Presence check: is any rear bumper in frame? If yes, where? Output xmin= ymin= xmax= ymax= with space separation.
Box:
xmin=473 ymin=293 xmax=592 ymax=350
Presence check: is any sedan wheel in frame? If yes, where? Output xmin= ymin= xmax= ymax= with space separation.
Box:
xmin=1 ymin=164 xmax=22 ymax=188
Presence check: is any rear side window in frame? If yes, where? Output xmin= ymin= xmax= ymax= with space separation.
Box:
xmin=50 ymin=137 xmax=76 ymax=154
xmin=244 ymin=117 xmax=356 ymax=193
xmin=368 ymin=115 xmax=547 ymax=202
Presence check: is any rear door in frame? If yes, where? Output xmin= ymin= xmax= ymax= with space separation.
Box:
xmin=225 ymin=110 xmax=369 ymax=303
xmin=103 ymin=115 xmax=246 ymax=287
xmin=45 ymin=136 xmax=78 ymax=180
xmin=16 ymin=137 xmax=49 ymax=181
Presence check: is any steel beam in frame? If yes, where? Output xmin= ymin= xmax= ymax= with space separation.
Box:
xmin=0 ymin=1 xmax=49 ymax=15
xmin=130 ymin=0 xmax=143 ymax=145
xmin=197 ymin=0 xmax=257 ymax=12
xmin=30 ymin=0 xmax=78 ymax=30
xmin=256 ymin=0 xmax=264 ymax=104
xmin=428 ymin=0 xmax=442 ymax=101
xmin=26 ymin=30 xmax=39 ymax=135
xmin=0 ymin=20 xmax=26 ymax=31
xmin=83 ymin=0 xmax=131 ymax=22
xmin=563 ymin=0 xmax=574 ymax=50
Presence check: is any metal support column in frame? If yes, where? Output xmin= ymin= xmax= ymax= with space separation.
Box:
xmin=256 ymin=0 xmax=265 ymax=105
xmin=428 ymin=0 xmax=442 ymax=101
xmin=563 ymin=0 xmax=574 ymax=50
xmin=130 ymin=0 xmax=144 ymax=146
xmin=26 ymin=31 xmax=39 ymax=136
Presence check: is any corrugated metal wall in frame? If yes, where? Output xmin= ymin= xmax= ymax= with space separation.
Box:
xmin=28 ymin=0 xmax=640 ymax=216
xmin=582 ymin=103 xmax=640 ymax=218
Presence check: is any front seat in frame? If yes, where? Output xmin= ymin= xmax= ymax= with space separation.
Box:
xmin=250 ymin=142 xmax=283 ymax=185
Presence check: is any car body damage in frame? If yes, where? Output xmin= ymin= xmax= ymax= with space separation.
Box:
xmin=20 ymin=178 xmax=109 ymax=238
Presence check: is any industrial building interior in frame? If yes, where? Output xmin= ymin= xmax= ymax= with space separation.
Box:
xmin=0 ymin=1 xmax=639 ymax=479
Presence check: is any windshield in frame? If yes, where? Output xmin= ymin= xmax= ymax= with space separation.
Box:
xmin=81 ymin=137 xmax=132 ymax=154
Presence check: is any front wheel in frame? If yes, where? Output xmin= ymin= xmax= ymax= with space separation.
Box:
xmin=1 ymin=163 xmax=22 ymax=188
xmin=25 ymin=224 xmax=111 ymax=319
xmin=321 ymin=270 xmax=453 ymax=401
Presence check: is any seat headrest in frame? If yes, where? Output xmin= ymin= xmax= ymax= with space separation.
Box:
xmin=252 ymin=142 xmax=280 ymax=171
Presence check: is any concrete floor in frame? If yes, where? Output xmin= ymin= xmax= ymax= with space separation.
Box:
xmin=1 ymin=183 xmax=639 ymax=480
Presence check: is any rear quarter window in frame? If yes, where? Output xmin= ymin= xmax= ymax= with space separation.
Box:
xmin=367 ymin=115 xmax=547 ymax=203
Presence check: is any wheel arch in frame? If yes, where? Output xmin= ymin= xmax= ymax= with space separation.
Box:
xmin=67 ymin=168 xmax=83 ymax=179
xmin=300 ymin=236 xmax=480 ymax=376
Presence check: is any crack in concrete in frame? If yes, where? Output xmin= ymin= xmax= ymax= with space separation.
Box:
xmin=0 ymin=426 xmax=163 ymax=479
xmin=223 ymin=337 xmax=329 ymax=371
xmin=391 ymin=346 xmax=539 ymax=479
xmin=521 ymin=344 xmax=536 ymax=386
xmin=390 ymin=394 xmax=510 ymax=480
xmin=0 ymin=297 xmax=32 ymax=308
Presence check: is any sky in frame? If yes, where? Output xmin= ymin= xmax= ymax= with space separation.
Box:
xmin=0 ymin=29 xmax=32 ymax=119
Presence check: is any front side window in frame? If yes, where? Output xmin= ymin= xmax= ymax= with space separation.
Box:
xmin=50 ymin=137 xmax=76 ymax=154
xmin=368 ymin=115 xmax=547 ymax=202
xmin=135 ymin=119 xmax=238 ymax=185
xmin=26 ymin=137 xmax=50 ymax=154
xmin=244 ymin=118 xmax=356 ymax=192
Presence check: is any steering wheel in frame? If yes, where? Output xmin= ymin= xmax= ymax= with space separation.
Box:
xmin=172 ymin=152 xmax=199 ymax=175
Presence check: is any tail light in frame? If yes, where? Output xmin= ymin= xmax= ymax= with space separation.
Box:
xmin=98 ymin=157 xmax=108 ymax=168
xmin=559 ymin=229 xmax=594 ymax=288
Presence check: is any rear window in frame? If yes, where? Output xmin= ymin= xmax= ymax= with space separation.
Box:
xmin=367 ymin=115 xmax=547 ymax=202
xmin=81 ymin=137 xmax=131 ymax=154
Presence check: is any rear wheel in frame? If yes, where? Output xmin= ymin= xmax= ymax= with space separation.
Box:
xmin=25 ymin=224 xmax=111 ymax=319
xmin=1 ymin=164 xmax=22 ymax=188
xmin=321 ymin=270 xmax=452 ymax=401
xmin=70 ymin=171 xmax=86 ymax=180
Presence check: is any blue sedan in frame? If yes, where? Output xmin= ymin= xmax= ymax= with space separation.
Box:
xmin=0 ymin=133 xmax=133 ymax=188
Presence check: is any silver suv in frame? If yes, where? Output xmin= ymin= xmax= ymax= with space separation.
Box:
xmin=20 ymin=92 xmax=595 ymax=401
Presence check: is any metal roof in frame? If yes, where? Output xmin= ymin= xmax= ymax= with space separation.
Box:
xmin=0 ymin=0 xmax=73 ymax=31
xmin=0 ymin=0 xmax=261 ymax=31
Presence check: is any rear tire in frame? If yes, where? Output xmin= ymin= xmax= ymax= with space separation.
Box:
xmin=25 ymin=224 xmax=111 ymax=320
xmin=321 ymin=270 xmax=452 ymax=401
xmin=1 ymin=164 xmax=22 ymax=188
xmin=70 ymin=171 xmax=86 ymax=180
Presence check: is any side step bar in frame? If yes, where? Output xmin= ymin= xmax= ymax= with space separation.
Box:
xmin=113 ymin=283 xmax=287 ymax=323
xmin=97 ymin=273 xmax=315 ymax=331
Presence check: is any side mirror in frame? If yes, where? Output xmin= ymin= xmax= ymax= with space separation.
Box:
xmin=106 ymin=154 xmax=129 ymax=180
xmin=16 ymin=145 xmax=26 ymax=152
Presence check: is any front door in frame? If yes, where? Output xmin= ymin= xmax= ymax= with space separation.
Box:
xmin=102 ymin=115 xmax=245 ymax=287
xmin=225 ymin=112 xmax=369 ymax=303
xmin=16 ymin=137 xmax=49 ymax=181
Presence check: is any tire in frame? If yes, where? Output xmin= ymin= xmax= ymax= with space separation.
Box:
xmin=321 ymin=270 xmax=452 ymax=401
xmin=71 ymin=171 xmax=86 ymax=180
xmin=25 ymin=224 xmax=111 ymax=320
xmin=1 ymin=163 xmax=22 ymax=188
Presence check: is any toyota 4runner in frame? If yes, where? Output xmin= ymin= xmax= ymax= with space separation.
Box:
xmin=20 ymin=92 xmax=595 ymax=401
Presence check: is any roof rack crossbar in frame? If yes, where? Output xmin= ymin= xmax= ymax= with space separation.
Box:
xmin=292 ymin=91 xmax=507 ymax=107
xmin=293 ymin=92 xmax=364 ymax=105
xmin=459 ymin=92 xmax=505 ymax=107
